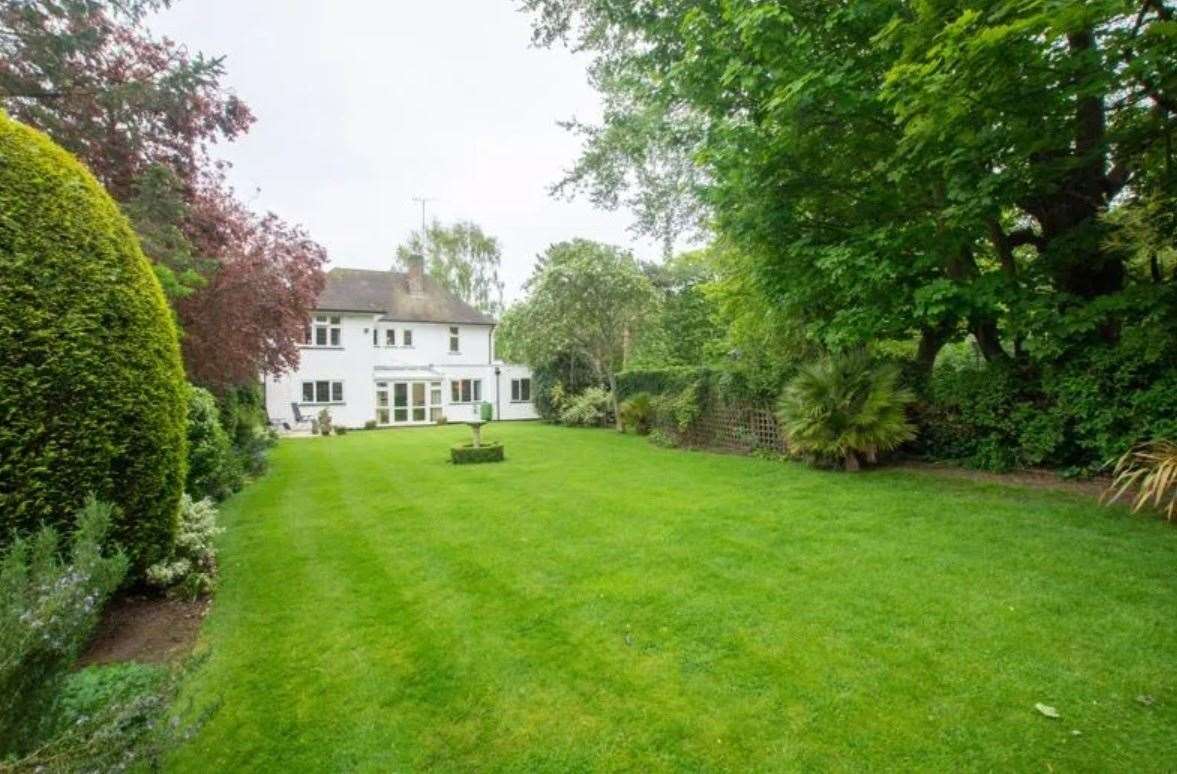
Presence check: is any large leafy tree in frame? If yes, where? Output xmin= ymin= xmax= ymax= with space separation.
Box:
xmin=0 ymin=0 xmax=326 ymax=389
xmin=396 ymin=219 xmax=505 ymax=316
xmin=524 ymin=0 xmax=1177 ymax=374
xmin=504 ymin=239 xmax=659 ymax=429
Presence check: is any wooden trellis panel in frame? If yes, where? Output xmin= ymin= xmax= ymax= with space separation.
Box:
xmin=678 ymin=400 xmax=786 ymax=454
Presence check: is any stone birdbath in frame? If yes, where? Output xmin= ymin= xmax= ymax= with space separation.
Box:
xmin=465 ymin=420 xmax=486 ymax=448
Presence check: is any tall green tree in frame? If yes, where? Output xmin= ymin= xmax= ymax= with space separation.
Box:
xmin=524 ymin=0 xmax=1177 ymax=374
xmin=504 ymin=239 xmax=659 ymax=429
xmin=396 ymin=219 xmax=505 ymax=316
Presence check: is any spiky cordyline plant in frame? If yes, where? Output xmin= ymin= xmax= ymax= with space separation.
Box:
xmin=777 ymin=351 xmax=916 ymax=471
xmin=1103 ymin=440 xmax=1177 ymax=520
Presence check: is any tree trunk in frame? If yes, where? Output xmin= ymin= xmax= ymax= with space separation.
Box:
xmin=607 ymin=371 xmax=623 ymax=432
xmin=844 ymin=451 xmax=861 ymax=472
xmin=914 ymin=322 xmax=953 ymax=390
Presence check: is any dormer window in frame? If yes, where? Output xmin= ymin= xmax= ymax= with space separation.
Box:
xmin=305 ymin=315 xmax=342 ymax=347
xmin=449 ymin=326 xmax=460 ymax=353
xmin=403 ymin=329 xmax=413 ymax=347
xmin=385 ymin=329 xmax=396 ymax=347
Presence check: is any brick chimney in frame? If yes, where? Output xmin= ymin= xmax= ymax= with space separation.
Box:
xmin=406 ymin=253 xmax=425 ymax=295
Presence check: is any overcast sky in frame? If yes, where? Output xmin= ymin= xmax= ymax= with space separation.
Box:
xmin=149 ymin=0 xmax=663 ymax=303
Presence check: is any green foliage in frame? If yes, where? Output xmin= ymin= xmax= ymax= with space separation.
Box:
xmin=558 ymin=387 xmax=613 ymax=427
xmin=364 ymin=420 xmax=378 ymax=430
xmin=619 ymin=393 xmax=654 ymax=435
xmin=334 ymin=425 xmax=349 ymax=436
xmin=0 ymin=113 xmax=187 ymax=572
xmin=187 ymin=384 xmax=242 ymax=501
xmin=615 ymin=367 xmax=713 ymax=402
xmin=217 ymin=384 xmax=276 ymax=477
xmin=0 ymin=498 xmax=128 ymax=753
xmin=777 ymin=352 xmax=916 ymax=471
xmin=917 ymin=340 xmax=1177 ymax=472
xmin=525 ymin=0 xmax=1177 ymax=471
xmin=650 ymin=382 xmax=708 ymax=434
xmin=630 ymin=250 xmax=722 ymax=368
xmin=501 ymin=240 xmax=660 ymax=429
xmin=450 ymin=441 xmax=505 ymax=464
xmin=396 ymin=219 xmax=505 ymax=315
xmin=17 ymin=660 xmax=212 ymax=772
xmin=646 ymin=428 xmax=677 ymax=449
xmin=146 ymin=495 xmax=223 ymax=599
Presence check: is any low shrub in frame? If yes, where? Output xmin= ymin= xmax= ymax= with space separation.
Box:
xmin=451 ymin=441 xmax=505 ymax=464
xmin=145 ymin=495 xmax=223 ymax=599
xmin=650 ymin=381 xmax=708 ymax=433
xmin=435 ymin=414 xmax=448 ymax=425
xmin=15 ymin=660 xmax=215 ymax=772
xmin=647 ymin=428 xmax=677 ymax=448
xmin=317 ymin=409 xmax=333 ymax=436
xmin=913 ymin=338 xmax=1177 ymax=472
xmin=777 ymin=351 xmax=915 ymax=471
xmin=559 ymin=387 xmax=612 ymax=427
xmin=334 ymin=425 xmax=349 ymax=436
xmin=364 ymin=419 xmax=378 ymax=430
xmin=619 ymin=392 xmax=654 ymax=435
xmin=0 ymin=498 xmax=128 ymax=752
xmin=217 ymin=385 xmax=275 ymax=477
xmin=186 ymin=384 xmax=241 ymax=501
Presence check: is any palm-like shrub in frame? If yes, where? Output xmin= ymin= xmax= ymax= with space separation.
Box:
xmin=619 ymin=392 xmax=654 ymax=435
xmin=1104 ymin=440 xmax=1177 ymax=519
xmin=777 ymin=351 xmax=916 ymax=470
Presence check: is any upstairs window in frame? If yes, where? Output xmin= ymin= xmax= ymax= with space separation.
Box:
xmin=449 ymin=326 xmax=460 ymax=353
xmin=385 ymin=329 xmax=396 ymax=347
xmin=450 ymin=378 xmax=481 ymax=403
xmin=301 ymin=380 xmax=344 ymax=404
xmin=403 ymin=329 xmax=413 ymax=347
xmin=511 ymin=378 xmax=531 ymax=402
xmin=305 ymin=315 xmax=341 ymax=347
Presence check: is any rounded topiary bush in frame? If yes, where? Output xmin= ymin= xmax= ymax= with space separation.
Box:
xmin=451 ymin=442 xmax=504 ymax=464
xmin=0 ymin=113 xmax=187 ymax=572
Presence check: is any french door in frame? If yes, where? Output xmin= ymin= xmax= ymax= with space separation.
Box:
xmin=375 ymin=380 xmax=442 ymax=426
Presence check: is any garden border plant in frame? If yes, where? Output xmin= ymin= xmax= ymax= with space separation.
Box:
xmin=0 ymin=113 xmax=187 ymax=574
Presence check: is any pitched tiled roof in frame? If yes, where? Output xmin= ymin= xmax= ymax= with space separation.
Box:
xmin=315 ymin=267 xmax=496 ymax=325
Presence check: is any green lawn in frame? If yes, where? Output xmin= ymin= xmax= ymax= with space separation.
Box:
xmin=171 ymin=423 xmax=1176 ymax=772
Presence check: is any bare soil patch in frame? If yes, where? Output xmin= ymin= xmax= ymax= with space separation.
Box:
xmin=78 ymin=594 xmax=209 ymax=667
xmin=898 ymin=460 xmax=1112 ymax=499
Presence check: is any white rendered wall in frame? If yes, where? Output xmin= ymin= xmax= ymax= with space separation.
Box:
xmin=264 ymin=312 xmax=538 ymax=428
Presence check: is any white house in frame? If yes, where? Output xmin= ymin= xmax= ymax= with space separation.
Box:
xmin=264 ymin=257 xmax=538 ymax=429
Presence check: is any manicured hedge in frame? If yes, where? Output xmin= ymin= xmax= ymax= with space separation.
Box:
xmin=451 ymin=442 xmax=505 ymax=464
xmin=614 ymin=367 xmax=714 ymax=401
xmin=0 ymin=113 xmax=187 ymax=572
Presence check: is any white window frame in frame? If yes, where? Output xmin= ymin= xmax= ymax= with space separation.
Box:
xmin=304 ymin=315 xmax=342 ymax=348
xmin=385 ymin=328 xmax=396 ymax=347
xmin=402 ymin=329 xmax=414 ymax=347
xmin=511 ymin=378 xmax=532 ymax=403
xmin=300 ymin=379 xmax=345 ymax=405
xmin=449 ymin=378 xmax=482 ymax=404
xmin=448 ymin=326 xmax=460 ymax=354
